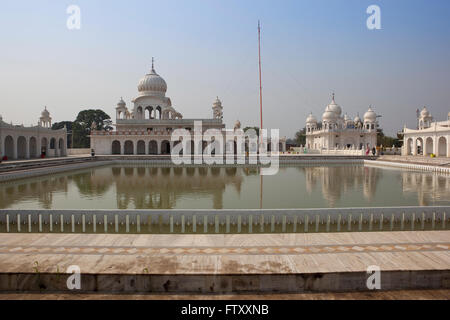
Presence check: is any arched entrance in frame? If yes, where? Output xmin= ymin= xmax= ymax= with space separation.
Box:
xmin=425 ymin=137 xmax=434 ymax=155
xmin=161 ymin=140 xmax=170 ymax=155
xmin=58 ymin=138 xmax=65 ymax=156
xmin=29 ymin=137 xmax=37 ymax=158
xmin=112 ymin=140 xmax=121 ymax=154
xmin=50 ymin=138 xmax=56 ymax=157
xmin=124 ymin=141 xmax=134 ymax=155
xmin=17 ymin=136 xmax=27 ymax=159
xmin=438 ymin=137 xmax=447 ymax=157
xmin=41 ymin=137 xmax=48 ymax=156
xmin=137 ymin=140 xmax=145 ymax=155
xmin=149 ymin=140 xmax=158 ymax=154
xmin=415 ymin=137 xmax=423 ymax=155
xmin=4 ymin=136 xmax=14 ymax=159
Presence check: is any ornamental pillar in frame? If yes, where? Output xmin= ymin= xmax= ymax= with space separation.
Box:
xmin=12 ymin=137 xmax=17 ymax=159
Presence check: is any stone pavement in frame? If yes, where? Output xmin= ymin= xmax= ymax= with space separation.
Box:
xmin=0 ymin=231 xmax=448 ymax=294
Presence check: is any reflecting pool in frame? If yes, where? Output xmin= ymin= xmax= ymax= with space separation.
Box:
xmin=0 ymin=165 xmax=449 ymax=209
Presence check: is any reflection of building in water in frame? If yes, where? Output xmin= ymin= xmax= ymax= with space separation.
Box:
xmin=303 ymin=166 xmax=381 ymax=206
xmin=0 ymin=176 xmax=70 ymax=209
xmin=401 ymin=171 xmax=450 ymax=206
xmin=0 ymin=167 xmax=244 ymax=209
xmin=87 ymin=166 xmax=243 ymax=209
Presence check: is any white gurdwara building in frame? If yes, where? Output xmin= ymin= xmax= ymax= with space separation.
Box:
xmin=402 ymin=107 xmax=450 ymax=157
xmin=305 ymin=94 xmax=378 ymax=151
xmin=0 ymin=108 xmax=67 ymax=160
xmin=90 ymin=62 xmax=225 ymax=155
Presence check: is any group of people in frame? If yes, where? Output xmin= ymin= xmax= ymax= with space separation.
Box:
xmin=365 ymin=146 xmax=377 ymax=156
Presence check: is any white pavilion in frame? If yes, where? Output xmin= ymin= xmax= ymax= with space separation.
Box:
xmin=402 ymin=107 xmax=450 ymax=157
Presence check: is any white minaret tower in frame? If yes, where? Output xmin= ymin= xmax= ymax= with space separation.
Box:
xmin=212 ymin=96 xmax=223 ymax=120
xmin=39 ymin=106 xmax=52 ymax=128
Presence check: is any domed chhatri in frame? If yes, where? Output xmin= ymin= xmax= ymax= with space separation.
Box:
xmin=363 ymin=106 xmax=377 ymax=122
xmin=305 ymin=93 xmax=378 ymax=151
xmin=39 ymin=106 xmax=52 ymax=128
xmin=306 ymin=112 xmax=317 ymax=124
xmin=117 ymin=97 xmax=126 ymax=106
xmin=420 ymin=106 xmax=430 ymax=117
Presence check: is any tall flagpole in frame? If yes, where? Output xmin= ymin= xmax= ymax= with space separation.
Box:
xmin=258 ymin=20 xmax=264 ymax=210
xmin=258 ymin=20 xmax=263 ymax=136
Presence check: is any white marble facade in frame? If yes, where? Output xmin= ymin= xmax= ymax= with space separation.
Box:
xmin=402 ymin=107 xmax=450 ymax=157
xmin=305 ymin=94 xmax=378 ymax=151
xmin=91 ymin=63 xmax=286 ymax=155
xmin=0 ymin=108 xmax=67 ymax=160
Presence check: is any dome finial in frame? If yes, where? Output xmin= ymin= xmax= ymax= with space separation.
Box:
xmin=332 ymin=92 xmax=335 ymax=102
xmin=151 ymin=57 xmax=155 ymax=71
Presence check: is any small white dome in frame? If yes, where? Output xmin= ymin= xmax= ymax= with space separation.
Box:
xmin=326 ymin=93 xmax=342 ymax=117
xmin=213 ymin=96 xmax=222 ymax=107
xmin=137 ymin=66 xmax=167 ymax=95
xmin=343 ymin=113 xmax=351 ymax=122
xmin=41 ymin=107 xmax=50 ymax=117
xmin=354 ymin=114 xmax=361 ymax=123
xmin=322 ymin=106 xmax=337 ymax=121
xmin=117 ymin=97 xmax=125 ymax=106
xmin=420 ymin=107 xmax=430 ymax=118
xmin=363 ymin=106 xmax=377 ymax=122
xmin=306 ymin=112 xmax=317 ymax=123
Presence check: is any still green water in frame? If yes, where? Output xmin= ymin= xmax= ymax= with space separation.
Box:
xmin=0 ymin=165 xmax=449 ymax=209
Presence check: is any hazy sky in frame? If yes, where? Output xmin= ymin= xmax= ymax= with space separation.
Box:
xmin=1 ymin=0 xmax=449 ymax=138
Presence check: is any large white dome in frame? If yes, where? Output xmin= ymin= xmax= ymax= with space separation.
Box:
xmin=326 ymin=93 xmax=342 ymax=117
xmin=322 ymin=106 xmax=337 ymax=121
xmin=137 ymin=66 xmax=167 ymax=96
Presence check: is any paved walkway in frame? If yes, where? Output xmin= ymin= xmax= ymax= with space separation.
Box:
xmin=378 ymin=155 xmax=450 ymax=167
xmin=0 ymin=231 xmax=448 ymax=275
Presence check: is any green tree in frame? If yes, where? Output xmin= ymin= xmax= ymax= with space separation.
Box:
xmin=52 ymin=121 xmax=72 ymax=131
xmin=294 ymin=127 xmax=306 ymax=146
xmin=243 ymin=126 xmax=259 ymax=137
xmin=72 ymin=109 xmax=113 ymax=148
xmin=52 ymin=121 xmax=73 ymax=148
xmin=377 ymin=129 xmax=402 ymax=148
